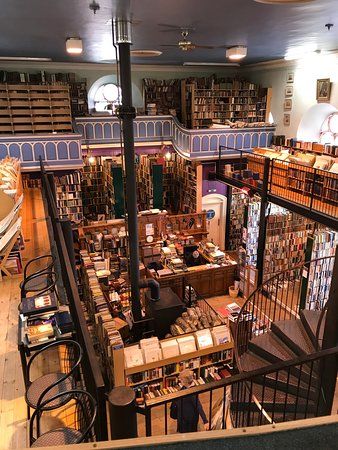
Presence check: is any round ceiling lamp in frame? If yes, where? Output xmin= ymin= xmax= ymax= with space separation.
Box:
xmin=226 ymin=46 xmax=247 ymax=60
xmin=130 ymin=50 xmax=162 ymax=57
xmin=254 ymin=0 xmax=315 ymax=4
xmin=66 ymin=38 xmax=83 ymax=55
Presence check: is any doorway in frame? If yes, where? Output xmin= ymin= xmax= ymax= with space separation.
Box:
xmin=202 ymin=194 xmax=227 ymax=250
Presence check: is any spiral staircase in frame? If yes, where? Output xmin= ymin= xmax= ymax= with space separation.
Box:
xmin=232 ymin=256 xmax=337 ymax=426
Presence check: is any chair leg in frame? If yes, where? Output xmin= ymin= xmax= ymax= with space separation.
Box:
xmin=27 ymin=404 xmax=31 ymax=420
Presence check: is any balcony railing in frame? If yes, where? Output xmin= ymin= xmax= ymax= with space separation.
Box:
xmin=75 ymin=115 xmax=275 ymax=159
xmin=216 ymin=146 xmax=338 ymax=226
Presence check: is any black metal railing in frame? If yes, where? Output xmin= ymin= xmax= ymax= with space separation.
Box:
xmin=136 ymin=346 xmax=338 ymax=436
xmin=235 ymin=256 xmax=335 ymax=360
xmin=40 ymin=160 xmax=108 ymax=441
xmin=216 ymin=145 xmax=338 ymax=225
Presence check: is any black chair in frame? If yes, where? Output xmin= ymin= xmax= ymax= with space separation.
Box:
xmin=25 ymin=340 xmax=83 ymax=415
xmin=20 ymin=255 xmax=56 ymax=293
xmin=20 ymin=270 xmax=58 ymax=301
xmin=29 ymin=389 xmax=97 ymax=447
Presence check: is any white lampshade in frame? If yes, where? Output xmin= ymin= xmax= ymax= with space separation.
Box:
xmin=226 ymin=46 xmax=247 ymax=60
xmin=66 ymin=38 xmax=83 ymax=55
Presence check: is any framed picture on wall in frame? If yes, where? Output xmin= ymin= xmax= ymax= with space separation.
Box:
xmin=283 ymin=114 xmax=291 ymax=126
xmin=317 ymin=78 xmax=331 ymax=102
xmin=286 ymin=72 xmax=294 ymax=83
xmin=285 ymin=86 xmax=293 ymax=97
xmin=284 ymin=99 xmax=292 ymax=111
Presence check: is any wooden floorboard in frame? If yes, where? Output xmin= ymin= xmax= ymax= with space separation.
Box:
xmin=0 ymin=188 xmax=50 ymax=449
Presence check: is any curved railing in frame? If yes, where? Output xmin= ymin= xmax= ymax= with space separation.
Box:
xmin=234 ymin=256 xmax=335 ymax=366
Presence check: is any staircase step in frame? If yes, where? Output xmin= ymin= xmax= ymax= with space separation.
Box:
xmin=239 ymin=351 xmax=318 ymax=401
xmin=300 ymin=309 xmax=325 ymax=348
xmin=231 ymin=382 xmax=317 ymax=415
xmin=249 ymin=331 xmax=297 ymax=363
xmin=271 ymin=319 xmax=315 ymax=356
xmin=248 ymin=331 xmax=316 ymax=383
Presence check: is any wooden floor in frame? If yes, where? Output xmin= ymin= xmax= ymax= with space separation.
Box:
xmin=0 ymin=188 xmax=337 ymax=448
xmin=0 ymin=188 xmax=50 ymax=449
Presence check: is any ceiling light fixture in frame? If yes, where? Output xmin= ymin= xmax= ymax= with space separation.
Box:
xmin=66 ymin=38 xmax=83 ymax=55
xmin=226 ymin=46 xmax=247 ymax=60
xmin=0 ymin=56 xmax=52 ymax=61
xmin=254 ymin=0 xmax=315 ymax=4
xmin=130 ymin=50 xmax=162 ymax=57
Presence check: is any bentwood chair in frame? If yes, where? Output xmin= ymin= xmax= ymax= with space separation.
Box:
xmin=25 ymin=340 xmax=83 ymax=417
xmin=29 ymin=389 xmax=97 ymax=447
xmin=19 ymin=254 xmax=56 ymax=294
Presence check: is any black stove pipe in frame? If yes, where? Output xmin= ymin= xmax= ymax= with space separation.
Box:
xmin=114 ymin=20 xmax=142 ymax=322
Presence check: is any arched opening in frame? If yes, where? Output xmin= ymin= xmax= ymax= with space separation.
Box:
xmin=297 ymin=103 xmax=337 ymax=141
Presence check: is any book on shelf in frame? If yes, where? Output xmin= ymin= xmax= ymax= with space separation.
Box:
xmin=20 ymin=292 xmax=58 ymax=317
xmin=26 ymin=322 xmax=54 ymax=344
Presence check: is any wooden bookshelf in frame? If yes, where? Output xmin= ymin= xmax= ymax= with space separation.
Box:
xmin=143 ymin=78 xmax=181 ymax=117
xmin=69 ymin=80 xmax=88 ymax=117
xmin=112 ymin=331 xmax=233 ymax=393
xmin=137 ymin=155 xmax=164 ymax=211
xmin=306 ymin=229 xmax=338 ymax=309
xmin=0 ymin=84 xmax=72 ymax=134
xmin=181 ymin=78 xmax=271 ymax=129
xmin=54 ymin=171 xmax=83 ymax=223
xmin=264 ymin=205 xmax=314 ymax=278
xmin=136 ymin=152 xmax=202 ymax=214
xmin=102 ymin=157 xmax=125 ymax=219
xmin=81 ymin=156 xmax=111 ymax=222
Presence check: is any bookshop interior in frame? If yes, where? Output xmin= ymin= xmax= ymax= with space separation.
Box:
xmin=0 ymin=0 xmax=338 ymax=448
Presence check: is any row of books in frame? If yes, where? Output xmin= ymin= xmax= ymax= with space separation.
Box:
xmin=134 ymin=366 xmax=232 ymax=403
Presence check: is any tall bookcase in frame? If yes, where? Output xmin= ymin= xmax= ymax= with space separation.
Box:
xmin=174 ymin=153 xmax=202 ymax=214
xmin=54 ymin=171 xmax=83 ymax=223
xmin=228 ymin=189 xmax=248 ymax=251
xmin=136 ymin=152 xmax=202 ymax=214
xmin=137 ymin=155 xmax=164 ymax=211
xmin=69 ymin=81 xmax=88 ymax=117
xmin=81 ymin=156 xmax=109 ymax=221
xmin=305 ymin=228 xmax=338 ymax=310
xmin=181 ymin=78 xmax=271 ymax=129
xmin=0 ymin=84 xmax=72 ymax=134
xmin=143 ymin=78 xmax=181 ymax=117
xmin=264 ymin=204 xmax=314 ymax=278
xmin=102 ymin=157 xmax=125 ymax=219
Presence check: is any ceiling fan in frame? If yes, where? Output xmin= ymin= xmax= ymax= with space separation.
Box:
xmin=161 ymin=30 xmax=214 ymax=51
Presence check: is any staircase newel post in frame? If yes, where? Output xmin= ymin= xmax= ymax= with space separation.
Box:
xmin=318 ymin=249 xmax=338 ymax=416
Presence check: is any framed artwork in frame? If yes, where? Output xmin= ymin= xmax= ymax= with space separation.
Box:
xmin=286 ymin=72 xmax=294 ymax=83
xmin=285 ymin=86 xmax=293 ymax=97
xmin=283 ymin=114 xmax=290 ymax=126
xmin=317 ymin=78 xmax=331 ymax=102
xmin=284 ymin=99 xmax=292 ymax=111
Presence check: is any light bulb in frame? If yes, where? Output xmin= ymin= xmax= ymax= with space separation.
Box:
xmin=165 ymin=151 xmax=171 ymax=161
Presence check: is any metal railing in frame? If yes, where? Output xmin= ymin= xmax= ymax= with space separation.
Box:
xmin=269 ymin=158 xmax=338 ymax=220
xmin=216 ymin=145 xmax=338 ymax=224
xmin=234 ymin=256 xmax=335 ymax=360
xmin=137 ymin=346 xmax=338 ymax=436
xmin=40 ymin=160 xmax=108 ymax=441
